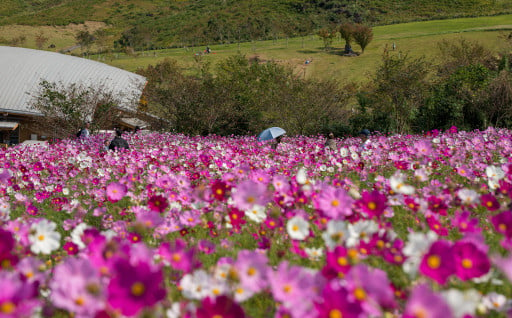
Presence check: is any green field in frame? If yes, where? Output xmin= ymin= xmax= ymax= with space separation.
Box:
xmin=98 ymin=14 xmax=512 ymax=85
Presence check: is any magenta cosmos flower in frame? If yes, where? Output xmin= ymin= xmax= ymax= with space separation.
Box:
xmin=147 ymin=194 xmax=169 ymax=213
xmin=491 ymin=211 xmax=512 ymax=238
xmin=314 ymin=184 xmax=354 ymax=219
xmin=452 ymin=241 xmax=490 ymax=281
xmin=356 ymin=190 xmax=387 ymax=218
xmin=106 ymin=182 xmax=127 ymax=202
xmin=0 ymin=271 xmax=39 ymax=317
xmin=196 ymin=295 xmax=245 ymax=318
xmin=107 ymin=258 xmax=166 ymax=316
xmin=315 ymin=281 xmax=363 ymax=318
xmin=0 ymin=228 xmax=18 ymax=270
xmin=404 ymin=284 xmax=452 ymax=318
xmin=419 ymin=240 xmax=455 ymax=285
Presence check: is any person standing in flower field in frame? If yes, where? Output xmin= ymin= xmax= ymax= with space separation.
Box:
xmin=108 ymin=128 xmax=129 ymax=151
xmin=77 ymin=122 xmax=91 ymax=139
xmin=325 ymin=132 xmax=337 ymax=151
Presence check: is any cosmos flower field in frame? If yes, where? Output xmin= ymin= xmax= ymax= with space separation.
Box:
xmin=1 ymin=127 xmax=512 ymax=318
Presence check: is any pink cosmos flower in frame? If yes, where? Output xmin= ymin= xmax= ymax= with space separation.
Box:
xmin=345 ymin=264 xmax=397 ymax=315
xmin=63 ymin=241 xmax=79 ymax=255
xmin=452 ymin=241 xmax=490 ymax=281
xmin=231 ymin=180 xmax=269 ymax=210
xmin=419 ymin=240 xmax=455 ymax=285
xmin=493 ymin=254 xmax=512 ymax=281
xmin=315 ymin=282 xmax=363 ymax=318
xmin=234 ymin=250 xmax=269 ymax=293
xmin=491 ymin=211 xmax=512 ymax=238
xmin=158 ymin=239 xmax=198 ymax=273
xmin=106 ymin=182 xmax=127 ymax=202
xmin=196 ymin=296 xmax=245 ymax=318
xmin=404 ymin=284 xmax=452 ymax=318
xmin=480 ymin=193 xmax=500 ymax=211
xmin=356 ymin=190 xmax=387 ymax=218
xmin=322 ymin=246 xmax=352 ymax=279
xmin=0 ymin=271 xmax=39 ymax=317
xmin=107 ymin=258 xmax=166 ymax=316
xmin=314 ymin=184 xmax=354 ymax=219
xmin=49 ymin=258 xmax=105 ymax=317
xmin=0 ymin=228 xmax=17 ymax=270
xmin=451 ymin=210 xmax=480 ymax=234
xmin=147 ymin=195 xmax=169 ymax=213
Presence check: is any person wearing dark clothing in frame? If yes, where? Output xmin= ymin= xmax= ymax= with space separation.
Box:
xmin=108 ymin=129 xmax=129 ymax=151
xmin=325 ymin=132 xmax=336 ymax=151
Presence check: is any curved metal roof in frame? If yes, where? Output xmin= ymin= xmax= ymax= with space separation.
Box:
xmin=0 ymin=46 xmax=146 ymax=115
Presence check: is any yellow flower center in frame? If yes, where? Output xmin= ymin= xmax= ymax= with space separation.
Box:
xmin=292 ymin=225 xmax=299 ymax=231
xmin=74 ymin=297 xmax=85 ymax=306
xmin=353 ymin=287 xmax=366 ymax=301
xmin=38 ymin=234 xmax=45 ymax=241
xmin=367 ymin=202 xmax=377 ymax=210
xmin=131 ymin=282 xmax=145 ymax=296
xmin=232 ymin=214 xmax=238 ymax=220
xmin=247 ymin=196 xmax=255 ymax=204
xmin=486 ymin=201 xmax=493 ymax=207
xmin=427 ymin=255 xmax=441 ymax=269
xmin=247 ymin=267 xmax=256 ymax=276
xmin=283 ymin=285 xmax=292 ymax=293
xmin=499 ymin=223 xmax=507 ymax=231
xmin=337 ymin=257 xmax=348 ymax=266
xmin=461 ymin=258 xmax=473 ymax=269
xmin=213 ymin=315 xmax=223 ymax=318
xmin=0 ymin=302 xmax=15 ymax=314
xmin=331 ymin=200 xmax=340 ymax=207
xmin=376 ymin=240 xmax=385 ymax=248
xmin=329 ymin=309 xmax=343 ymax=318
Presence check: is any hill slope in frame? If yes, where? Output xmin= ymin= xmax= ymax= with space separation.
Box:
xmin=0 ymin=0 xmax=510 ymax=48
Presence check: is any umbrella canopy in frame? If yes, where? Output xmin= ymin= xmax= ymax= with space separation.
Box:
xmin=257 ymin=127 xmax=286 ymax=141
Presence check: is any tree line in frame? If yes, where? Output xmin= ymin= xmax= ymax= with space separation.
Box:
xmin=30 ymin=35 xmax=512 ymax=138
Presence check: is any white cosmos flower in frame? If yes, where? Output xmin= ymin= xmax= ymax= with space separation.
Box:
xmin=321 ymin=220 xmax=349 ymax=250
xmin=0 ymin=199 xmax=10 ymax=221
xmin=339 ymin=147 xmax=349 ymax=157
xmin=296 ymin=168 xmax=307 ymax=185
xmin=286 ymin=216 xmax=310 ymax=240
xmin=29 ymin=219 xmax=61 ymax=254
xmin=486 ymin=165 xmax=505 ymax=180
xmin=180 ymin=270 xmax=213 ymax=300
xmin=70 ymin=223 xmax=89 ymax=249
xmin=305 ymin=247 xmax=324 ymax=261
xmin=389 ymin=173 xmax=415 ymax=195
xmin=458 ymin=188 xmax=479 ymax=205
xmin=233 ymin=284 xmax=255 ymax=302
xmin=346 ymin=220 xmax=379 ymax=248
xmin=481 ymin=292 xmax=508 ymax=312
xmin=245 ymin=205 xmax=267 ymax=223
xmin=350 ymin=152 xmax=359 ymax=161
xmin=442 ymin=289 xmax=481 ymax=318
xmin=402 ymin=231 xmax=438 ymax=278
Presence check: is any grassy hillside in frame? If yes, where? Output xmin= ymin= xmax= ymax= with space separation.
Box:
xmin=0 ymin=0 xmax=511 ymax=48
xmin=100 ymin=14 xmax=512 ymax=85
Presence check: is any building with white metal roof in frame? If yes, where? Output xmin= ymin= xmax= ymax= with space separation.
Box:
xmin=0 ymin=46 xmax=147 ymax=144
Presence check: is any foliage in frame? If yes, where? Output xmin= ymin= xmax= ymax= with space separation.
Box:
xmin=353 ymin=50 xmax=431 ymax=134
xmin=338 ymin=22 xmax=355 ymax=45
xmin=0 ymin=0 xmax=510 ymax=49
xmin=138 ymin=56 xmax=352 ymax=136
xmin=75 ymin=30 xmax=95 ymax=54
xmin=29 ymin=80 xmax=125 ymax=138
xmin=352 ymin=24 xmax=373 ymax=53
xmin=317 ymin=27 xmax=337 ymax=50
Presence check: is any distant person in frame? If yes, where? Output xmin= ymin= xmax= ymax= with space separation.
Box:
xmin=392 ymin=42 xmax=396 ymax=51
xmin=77 ymin=122 xmax=90 ymax=138
xmin=206 ymin=46 xmax=211 ymax=54
xmin=358 ymin=129 xmax=371 ymax=153
xmin=325 ymin=132 xmax=337 ymax=151
xmin=108 ymin=129 xmax=129 ymax=151
xmin=271 ymin=135 xmax=283 ymax=150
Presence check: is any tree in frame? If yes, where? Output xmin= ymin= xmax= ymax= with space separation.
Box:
xmin=75 ymin=30 xmax=95 ymax=55
xmin=317 ymin=27 xmax=337 ymax=50
xmin=35 ymin=32 xmax=48 ymax=50
xmin=29 ymin=80 xmax=126 ymax=138
xmin=352 ymin=24 xmax=373 ymax=53
xmin=339 ymin=22 xmax=354 ymax=47
xmin=359 ymin=49 xmax=431 ymax=134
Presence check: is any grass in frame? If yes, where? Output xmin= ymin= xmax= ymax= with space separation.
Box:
xmin=101 ymin=14 xmax=512 ymax=85
xmin=0 ymin=14 xmax=510 ymax=85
